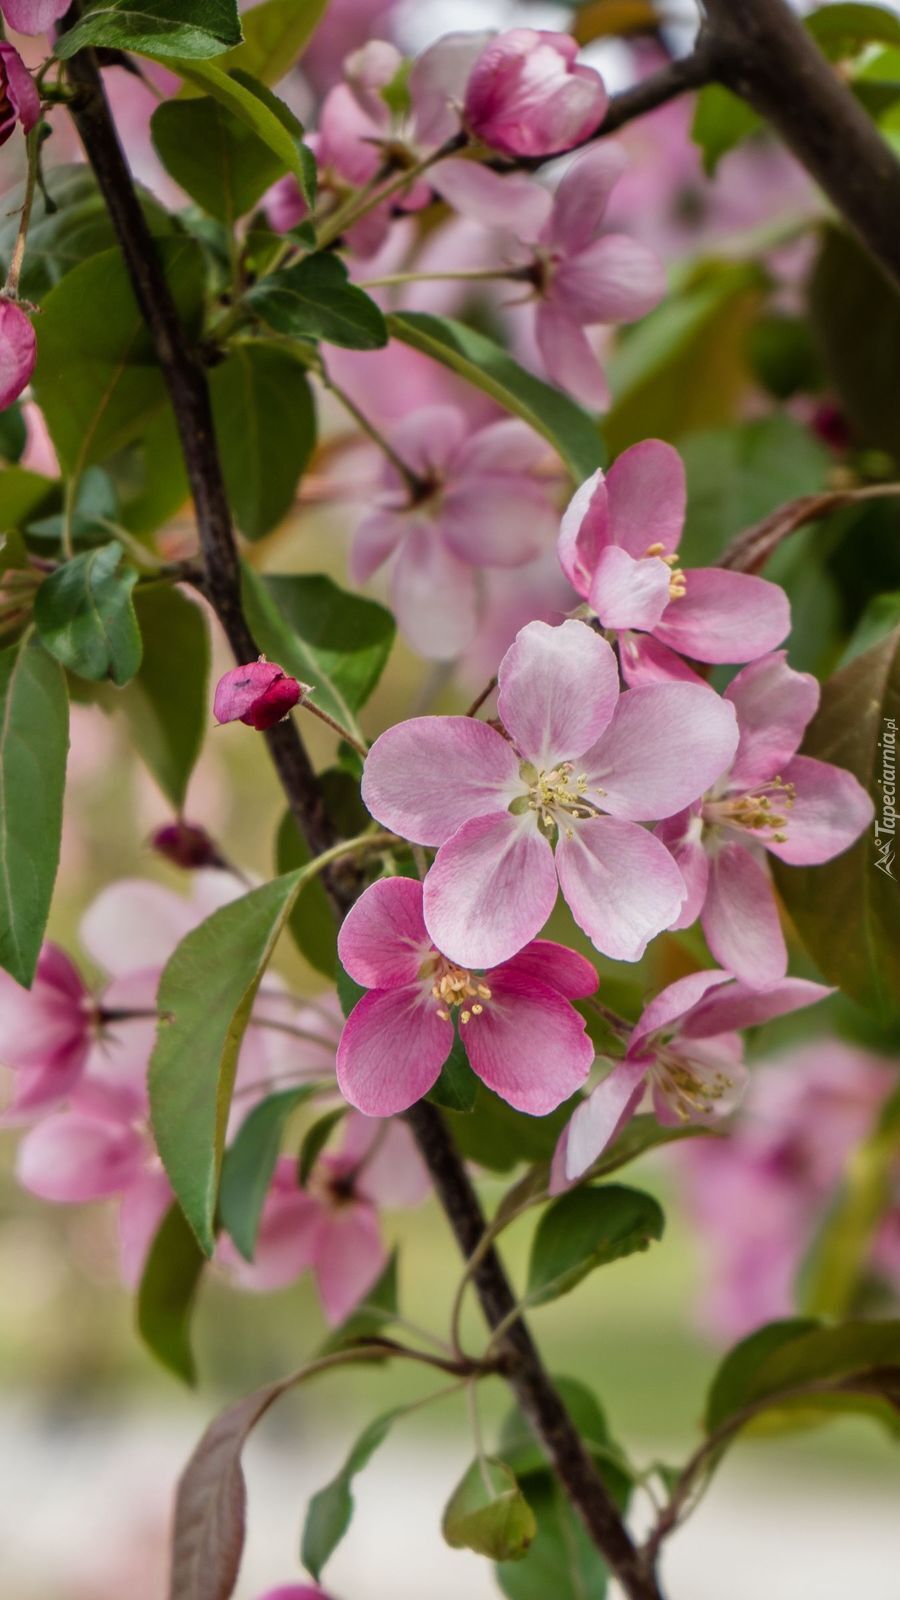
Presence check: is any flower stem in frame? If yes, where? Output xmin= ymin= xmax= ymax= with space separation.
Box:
xmin=357 ymin=267 xmax=514 ymax=290
xmin=315 ymin=133 xmax=467 ymax=250
xmin=4 ymin=126 xmax=39 ymax=299
xmin=299 ymin=696 xmax=369 ymax=759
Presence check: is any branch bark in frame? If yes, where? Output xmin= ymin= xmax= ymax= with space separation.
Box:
xmin=60 ymin=35 xmax=662 ymax=1600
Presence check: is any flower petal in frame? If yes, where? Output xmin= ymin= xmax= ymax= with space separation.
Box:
xmin=0 ymin=299 xmax=36 ymax=410
xmin=430 ymin=157 xmax=553 ymax=235
xmin=337 ymin=877 xmax=431 ymax=990
xmin=558 ymin=467 xmax=608 ymax=599
xmin=390 ymin=524 xmax=477 ymax=660
xmin=2 ymin=0 xmax=70 ymax=33
xmin=221 ymin=1163 xmax=324 ymax=1291
xmin=563 ymin=1055 xmax=648 ymax=1179
xmin=16 ymin=1112 xmax=145 ymax=1202
xmin=315 ymin=1205 xmax=386 ymax=1326
xmin=653 ymin=569 xmax=790 ymax=664
xmin=462 ymin=968 xmax=593 ymax=1114
xmin=350 ymin=508 xmax=409 ymax=584
xmin=362 ymin=715 xmax=519 ymax=845
xmin=765 ymin=754 xmax=874 ymax=866
xmin=702 ymin=842 xmax=786 ymax=987
xmin=495 ymin=938 xmax=597 ymax=999
xmin=497 ymin=618 xmax=619 ymax=767
xmin=618 ymin=630 xmax=704 ymax=687
xmin=555 ymin=234 xmax=664 ymax=325
xmin=630 ymin=969 xmax=734 ymax=1052
xmin=588 ymin=545 xmax=672 ymax=632
xmin=605 ymin=439 xmax=686 ymax=558
xmin=682 ymin=976 xmax=834 ymax=1039
xmin=337 ymin=988 xmax=451 ymax=1115
xmin=423 ymin=811 xmax=559 ymax=969
xmin=583 ymin=682 xmax=738 ymax=820
xmin=655 ymin=806 xmax=708 ymax=930
xmin=80 ymin=878 xmax=198 ymax=976
xmin=535 ymin=303 xmax=609 ymax=410
xmin=726 ymin=651 xmax=819 ymax=790
xmin=350 ymin=1115 xmax=430 ymax=1209
xmin=441 ymin=477 xmax=557 ymax=568
xmin=556 ymin=816 xmax=686 ymax=961
xmin=118 ymin=1168 xmax=173 ymax=1289
xmin=544 ymin=142 xmax=628 ymax=253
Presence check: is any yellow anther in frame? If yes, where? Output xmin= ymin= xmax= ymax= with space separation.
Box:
xmin=477 ymin=984 xmax=491 ymax=999
xmin=471 ymin=1004 xmax=483 ymax=1015
xmin=437 ymin=1008 xmax=450 ymax=1021
xmin=461 ymin=1010 xmax=471 ymax=1025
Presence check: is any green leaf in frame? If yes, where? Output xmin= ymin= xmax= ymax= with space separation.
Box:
xmin=525 ymin=1185 xmax=664 ymax=1307
xmin=220 ymin=1085 xmax=318 ymax=1259
xmin=691 ymin=84 xmax=763 ymax=175
xmin=210 ymin=343 xmax=317 ymax=539
xmin=803 ymin=1085 xmax=900 ymax=1316
xmin=216 ymin=0 xmax=329 ymax=82
xmin=810 ymin=226 xmax=900 ymax=462
xmin=0 ymin=403 xmax=26 ymax=465
xmin=118 ymin=586 xmax=209 ymax=810
xmin=389 ymin=312 xmax=602 ymax=481
xmin=679 ymin=416 xmax=829 ymax=567
xmin=31 ymin=237 xmax=206 ymax=477
xmin=153 ymin=57 xmax=314 ymax=197
xmin=773 ymin=627 xmax=900 ymax=1021
xmin=0 ymin=468 xmax=57 ymax=532
xmin=498 ymin=1376 xmax=631 ymax=1504
xmin=336 ymin=954 xmax=367 ymax=1020
xmin=248 ymin=254 xmax=389 ymax=349
xmin=298 ymin=1106 xmax=345 ymax=1187
xmin=275 ymin=807 xmax=338 ymax=977
xmin=0 ymin=634 xmax=68 ymax=985
xmin=706 ymin=1318 xmax=820 ymax=1434
xmin=302 ymin=1408 xmax=402 ymax=1580
xmin=446 ymin=1085 xmax=577 ymax=1172
xmin=151 ymin=95 xmax=289 ymax=223
xmin=428 ymin=1033 xmax=479 ymax=1112
xmin=149 ymin=868 xmax=313 ymax=1253
xmin=806 ymin=2 xmax=900 ymax=58
xmin=137 ymin=1200 xmax=206 ymax=1384
xmin=56 ymin=0 xmax=242 ymax=59
xmin=443 ymin=1458 xmax=536 ymax=1562
xmin=34 ymin=542 xmax=142 ymax=686
xmin=496 ymin=1475 xmax=609 ymax=1600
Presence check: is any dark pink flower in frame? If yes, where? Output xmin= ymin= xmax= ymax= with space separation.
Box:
xmin=464 ymin=30 xmax=607 ymax=158
xmin=556 ymin=968 xmax=833 ymax=1182
xmin=0 ymin=945 xmax=93 ymax=1120
xmin=150 ymin=820 xmax=225 ymax=871
xmin=0 ymin=299 xmax=36 ymax=410
xmin=657 ymin=652 xmax=874 ymax=986
xmin=0 ymin=0 xmax=69 ymax=34
xmin=337 ymin=876 xmax=597 ymax=1116
xmin=559 ymin=439 xmax=791 ymax=679
xmin=362 ymin=619 xmax=738 ymax=968
xmin=256 ymin=1587 xmax=336 ymax=1600
xmin=0 ymin=40 xmax=39 ymax=145
xmin=213 ymin=658 xmax=306 ymax=731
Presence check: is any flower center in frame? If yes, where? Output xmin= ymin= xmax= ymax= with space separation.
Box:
xmin=651 ymin=1045 xmax=736 ymax=1122
xmin=645 ymin=542 xmax=686 ymax=601
xmin=704 ymin=776 xmax=796 ymax=844
xmin=422 ymin=955 xmax=491 ymax=1025
xmin=513 ymin=759 xmax=604 ymax=841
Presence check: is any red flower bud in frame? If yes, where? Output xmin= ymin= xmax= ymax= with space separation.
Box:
xmin=0 ymin=300 xmax=36 ymax=411
xmin=213 ymin=658 xmax=307 ymax=731
xmin=0 ymin=41 xmax=40 ymax=148
xmin=150 ymin=821 xmax=225 ymax=871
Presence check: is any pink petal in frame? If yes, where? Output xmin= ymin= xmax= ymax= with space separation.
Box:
xmin=651 ymin=1035 xmax=748 ymax=1127
xmin=1 ymin=1047 xmax=88 ymax=1123
xmin=558 ymin=467 xmax=608 ymax=599
xmin=441 ymin=477 xmax=557 ymax=568
xmin=545 ymin=142 xmax=629 ymax=253
xmin=16 ymin=1112 xmax=146 ymax=1203
xmin=213 ymin=660 xmax=302 ymax=729
xmin=1 ymin=0 xmax=70 ymax=33
xmin=0 ymin=299 xmax=36 ymax=410
xmin=222 ymin=1169 xmax=324 ymax=1292
xmin=388 ymin=402 xmax=468 ymax=478
xmin=410 ymin=30 xmax=491 ymax=147
xmin=653 ymin=570 xmax=790 ymax=664
xmin=682 ymin=976 xmax=834 ymax=1039
xmin=702 ymin=842 xmax=787 ymax=987
xmin=535 ymin=303 xmax=609 ymax=410
xmin=362 ymin=715 xmax=519 ymax=845
xmin=454 ymin=417 xmax=555 ymax=480
xmin=118 ymin=1168 xmax=173 ymax=1289
xmin=726 ymin=651 xmax=819 ymax=790
xmin=765 ymin=754 xmax=874 ymax=866
xmin=582 ymin=682 xmax=738 ymax=821
xmin=495 ymin=938 xmax=597 ymax=999
xmin=337 ymin=987 xmax=452 ymax=1115
xmin=563 ymin=1055 xmax=648 ymax=1179
xmin=588 ymin=545 xmax=672 ymax=631
xmin=0 ymin=943 xmax=88 ymax=1070
xmin=556 ymin=816 xmax=686 ymax=961
xmin=605 ymin=439 xmax=686 ymax=559
xmin=497 ymin=618 xmax=619 ymax=767
xmin=430 ymin=157 xmax=553 ymax=235
xmin=555 ymin=234 xmax=665 ymax=325
xmin=630 ymin=969 xmax=734 ymax=1053
xmin=350 ymin=1115 xmax=430 ymax=1209
xmin=350 ymin=508 xmax=409 ymax=584
xmin=618 ymin=631 xmax=704 ymax=687
xmin=423 ymin=811 xmax=559 ymax=969
xmin=337 ymin=877 xmax=431 ymax=990
xmin=462 ymin=968 xmax=593 ymax=1114
xmin=464 ymin=31 xmax=606 ymax=159
xmin=79 ymin=879 xmax=199 ymax=976
xmin=390 ymin=524 xmax=478 ymax=659
xmin=315 ymin=1204 xmax=386 ymax=1326
xmin=654 ymin=805 xmax=708 ymax=930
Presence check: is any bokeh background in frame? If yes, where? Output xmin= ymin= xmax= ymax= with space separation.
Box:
xmin=3 ymin=1 xmax=900 ymax=1596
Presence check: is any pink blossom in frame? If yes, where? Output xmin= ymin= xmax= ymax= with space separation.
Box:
xmin=362 ymin=618 xmax=739 ymax=967
xmin=213 ymin=659 xmax=306 ymax=731
xmin=255 ymin=1587 xmax=336 ymax=1600
xmin=0 ymin=945 xmax=94 ymax=1120
xmin=0 ymin=299 xmax=36 ymax=410
xmin=677 ymin=1040 xmax=893 ymax=1339
xmin=656 ymin=651 xmax=874 ymax=986
xmin=302 ymin=0 xmax=399 ymax=95
xmin=0 ymin=0 xmax=69 ymax=34
xmin=464 ymin=30 xmax=607 ymax=159
xmin=556 ymin=968 xmax=833 ymax=1182
xmin=0 ymin=40 xmax=39 ymax=146
xmin=150 ymin=819 xmax=225 ymax=871
xmin=219 ymin=1111 xmax=428 ymax=1324
xmin=351 ymin=405 xmax=562 ymax=659
xmin=336 ymin=876 xmax=596 ymax=1116
xmin=559 ymin=439 xmax=791 ymax=677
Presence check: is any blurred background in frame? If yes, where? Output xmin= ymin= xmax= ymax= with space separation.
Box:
xmin=2 ymin=1 xmax=900 ymax=1596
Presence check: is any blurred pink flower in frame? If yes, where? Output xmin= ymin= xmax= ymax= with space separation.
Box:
xmin=0 ymin=944 xmax=94 ymax=1119
xmin=0 ymin=298 xmax=36 ymax=409
xmin=0 ymin=0 xmax=68 ymax=34
xmin=214 ymin=658 xmax=306 ymax=730
xmin=464 ymin=30 xmax=607 ymax=158
xmin=256 ymin=1587 xmax=336 ymax=1600
xmin=0 ymin=39 xmax=39 ymax=145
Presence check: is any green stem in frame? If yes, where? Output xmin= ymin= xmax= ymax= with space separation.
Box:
xmin=299 ymin=693 xmax=369 ymax=759
xmin=4 ymin=125 xmax=40 ymax=298
xmin=316 ymin=135 xmax=467 ymax=250
xmin=357 ymin=267 xmax=516 ymax=290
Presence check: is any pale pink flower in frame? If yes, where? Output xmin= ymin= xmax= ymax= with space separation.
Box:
xmin=336 ymin=876 xmax=596 ymax=1116
xmin=219 ymin=1111 xmax=428 ymax=1324
xmin=0 ymin=945 xmax=95 ymax=1120
xmin=213 ymin=658 xmax=306 ymax=731
xmin=559 ymin=438 xmax=790 ymax=679
xmin=463 ymin=29 xmax=607 ymax=158
xmin=0 ymin=299 xmax=36 ymax=410
xmin=0 ymin=0 xmax=68 ymax=34
xmin=556 ymin=968 xmax=833 ymax=1182
xmin=657 ymin=651 xmax=874 ymax=986
xmin=362 ymin=618 xmax=739 ymax=967
xmin=351 ymin=405 xmax=562 ymax=659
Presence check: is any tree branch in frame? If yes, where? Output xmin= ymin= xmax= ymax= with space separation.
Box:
xmin=60 ymin=34 xmax=662 ymax=1600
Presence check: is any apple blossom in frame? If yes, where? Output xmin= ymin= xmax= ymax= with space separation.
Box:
xmin=559 ymin=439 xmax=791 ymax=680
xmin=0 ymin=945 xmax=94 ymax=1119
xmin=256 ymin=1588 xmax=336 ymax=1600
xmin=213 ymin=658 xmax=307 ymax=731
xmin=0 ymin=299 xmax=37 ymax=410
xmin=362 ymin=619 xmax=739 ymax=967
xmin=463 ymin=30 xmax=607 ymax=159
xmin=557 ymin=968 xmax=834 ymax=1183
xmin=656 ymin=651 xmax=874 ymax=986
xmin=0 ymin=0 xmax=68 ymax=34
xmin=0 ymin=40 xmax=39 ymax=147
xmin=336 ymin=876 xmax=597 ymax=1116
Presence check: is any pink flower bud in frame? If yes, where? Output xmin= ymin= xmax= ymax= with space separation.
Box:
xmin=0 ymin=41 xmax=40 ymax=146
xmin=255 ymin=1588 xmax=335 ymax=1600
xmin=213 ymin=658 xmax=306 ymax=731
xmin=0 ymin=0 xmax=70 ymax=36
xmin=0 ymin=300 xmax=36 ymax=411
xmin=150 ymin=821 xmax=225 ymax=871
xmin=464 ymin=29 xmax=607 ymax=159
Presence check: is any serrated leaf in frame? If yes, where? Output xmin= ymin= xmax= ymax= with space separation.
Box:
xmin=389 ymin=312 xmax=601 ymax=481
xmin=137 ymin=1200 xmax=206 ymax=1385
xmin=118 ymin=586 xmax=209 ymax=809
xmin=302 ymin=1407 xmax=401 ymax=1579
xmin=56 ymin=0 xmax=242 ymax=59
xmin=248 ymin=253 xmax=388 ymax=349
xmin=525 ymin=1185 xmax=664 ymax=1307
xmin=443 ymin=1458 xmax=536 ymax=1562
xmin=219 ymin=1085 xmax=319 ymax=1259
xmin=34 ymin=542 xmax=142 ymax=685
xmin=0 ymin=633 xmax=68 ymax=985
xmin=151 ymin=95 xmax=288 ymax=223
xmin=210 ymin=343 xmax=317 ymax=539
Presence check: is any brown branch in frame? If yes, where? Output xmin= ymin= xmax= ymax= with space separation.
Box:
xmin=720 ymin=483 xmax=900 ymax=573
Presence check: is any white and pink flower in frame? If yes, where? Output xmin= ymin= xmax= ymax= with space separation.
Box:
xmin=463 ymin=30 xmax=607 ymax=159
